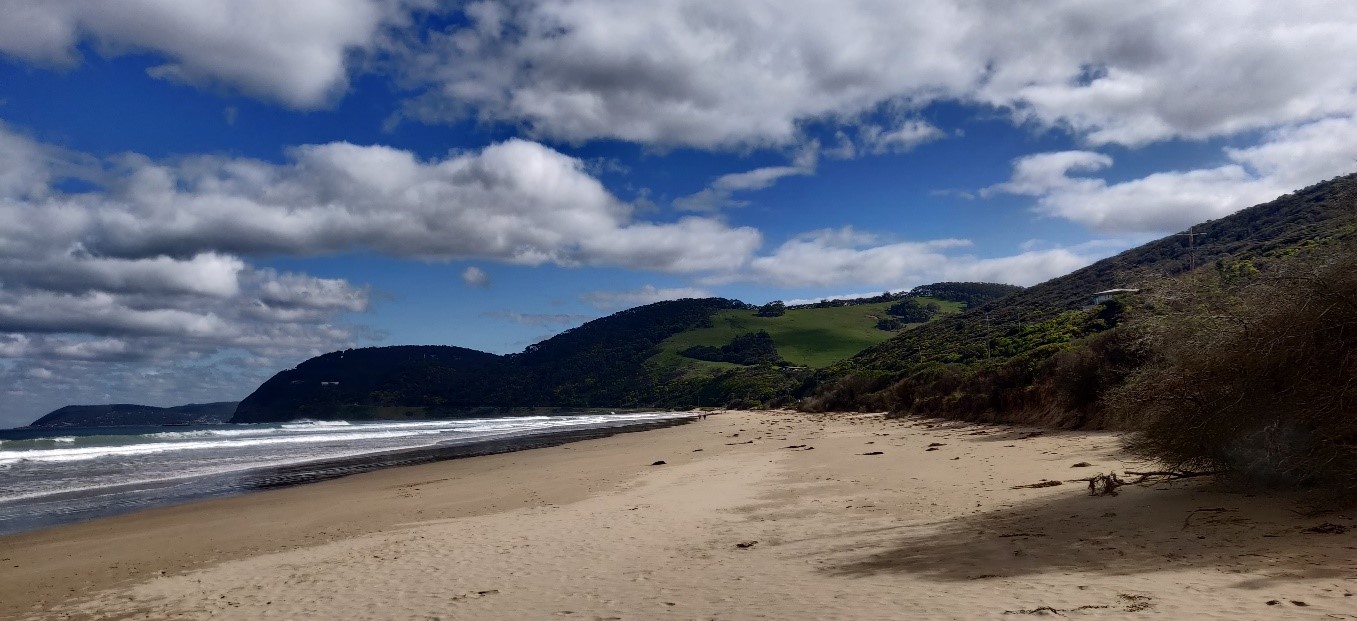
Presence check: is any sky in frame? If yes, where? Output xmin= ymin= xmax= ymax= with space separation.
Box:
xmin=2 ymin=1 xmax=1357 ymax=427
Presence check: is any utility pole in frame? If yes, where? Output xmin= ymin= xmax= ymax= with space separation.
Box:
xmin=984 ymin=311 xmax=991 ymax=360
xmin=1175 ymin=227 xmax=1202 ymax=272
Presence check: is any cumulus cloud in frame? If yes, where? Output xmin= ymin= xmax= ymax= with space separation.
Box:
xmin=4 ymin=252 xmax=245 ymax=298
xmin=19 ymin=135 xmax=761 ymax=271
xmin=709 ymin=227 xmax=1121 ymax=289
xmin=731 ymin=228 xmax=968 ymax=288
xmin=7 ymin=2 xmax=1355 ymax=155
xmin=0 ymin=0 xmax=423 ymax=108
xmin=461 ymin=266 xmax=490 ymax=287
xmin=937 ymin=247 xmax=1109 ymax=287
xmin=580 ymin=285 xmax=714 ymax=311
xmin=0 ymin=126 xmax=389 ymax=424
xmin=392 ymin=1 xmax=1357 ymax=150
xmin=255 ymin=274 xmax=367 ymax=312
xmin=987 ymin=115 xmax=1357 ymax=233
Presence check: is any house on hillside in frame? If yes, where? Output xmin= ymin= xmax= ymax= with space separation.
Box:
xmin=1090 ymin=288 xmax=1140 ymax=305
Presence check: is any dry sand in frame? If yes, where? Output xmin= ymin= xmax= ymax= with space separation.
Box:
xmin=2 ymin=411 xmax=1354 ymax=620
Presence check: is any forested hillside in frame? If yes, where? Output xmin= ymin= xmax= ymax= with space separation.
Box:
xmin=232 ymin=298 xmax=747 ymax=422
xmin=231 ymin=284 xmax=1003 ymax=422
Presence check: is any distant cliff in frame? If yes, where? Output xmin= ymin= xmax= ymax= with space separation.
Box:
xmin=29 ymin=402 xmax=239 ymax=427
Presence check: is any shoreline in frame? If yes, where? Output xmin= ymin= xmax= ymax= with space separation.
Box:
xmin=3 ymin=410 xmax=1353 ymax=619
xmin=0 ymin=415 xmax=695 ymax=537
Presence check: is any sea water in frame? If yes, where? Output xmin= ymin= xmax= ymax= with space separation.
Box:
xmin=0 ymin=412 xmax=692 ymax=536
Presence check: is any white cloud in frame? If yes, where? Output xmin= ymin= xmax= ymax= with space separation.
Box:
xmin=729 ymin=227 xmax=969 ymax=288
xmin=983 ymin=151 xmax=1114 ymax=198
xmin=461 ymin=266 xmax=490 ymax=287
xmin=482 ymin=311 xmax=593 ymax=327
xmin=0 ymin=291 xmax=233 ymax=338
xmin=24 ymin=136 xmax=761 ymax=272
xmin=580 ymin=285 xmax=714 ymax=311
xmin=253 ymin=271 xmax=370 ymax=313
xmin=7 ymin=2 xmax=1357 ymax=155
xmin=937 ymin=247 xmax=1104 ymax=287
xmin=1225 ymin=116 xmax=1357 ymax=190
xmin=0 ymin=126 xmax=386 ymax=411
xmin=393 ymin=1 xmax=1357 ymax=150
xmin=858 ymin=120 xmax=945 ymax=155
xmin=0 ymin=252 xmax=246 ymax=298
xmin=674 ymin=144 xmax=818 ymax=212
xmin=987 ymin=115 xmax=1357 ymax=233
xmin=0 ymin=0 xmax=422 ymax=108
xmin=783 ymin=291 xmax=897 ymax=306
xmin=711 ymin=227 xmax=1122 ymax=289
xmin=395 ymin=0 xmax=978 ymax=147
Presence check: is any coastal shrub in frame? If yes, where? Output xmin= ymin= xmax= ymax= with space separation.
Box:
xmin=801 ymin=372 xmax=893 ymax=412
xmin=1109 ymin=249 xmax=1357 ymax=496
xmin=875 ymin=317 xmax=904 ymax=331
xmin=873 ymin=307 xmax=1136 ymax=427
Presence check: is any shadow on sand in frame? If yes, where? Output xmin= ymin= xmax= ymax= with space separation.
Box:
xmin=820 ymin=479 xmax=1353 ymax=588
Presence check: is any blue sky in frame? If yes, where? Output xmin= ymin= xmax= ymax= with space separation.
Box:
xmin=2 ymin=1 xmax=1356 ymax=427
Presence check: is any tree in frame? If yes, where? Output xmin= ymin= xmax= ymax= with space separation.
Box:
xmin=755 ymin=300 xmax=786 ymax=317
xmin=886 ymin=298 xmax=940 ymax=323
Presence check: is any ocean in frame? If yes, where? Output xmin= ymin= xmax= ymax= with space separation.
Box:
xmin=0 ymin=412 xmax=694 ymax=536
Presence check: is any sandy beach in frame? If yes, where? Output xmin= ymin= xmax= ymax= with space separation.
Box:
xmin=2 ymin=410 xmax=1354 ymax=620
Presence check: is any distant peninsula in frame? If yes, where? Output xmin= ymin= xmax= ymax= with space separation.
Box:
xmin=29 ymin=402 xmax=239 ymax=428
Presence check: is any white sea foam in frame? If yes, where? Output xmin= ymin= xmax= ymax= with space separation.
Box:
xmin=0 ymin=412 xmax=690 ymax=467
xmin=0 ymin=429 xmax=448 ymax=465
xmin=0 ymin=412 xmax=693 ymax=511
xmin=281 ymin=419 xmax=353 ymax=429
xmin=145 ymin=427 xmax=279 ymax=440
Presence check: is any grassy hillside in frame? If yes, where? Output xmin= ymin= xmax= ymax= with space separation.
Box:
xmin=234 ymin=284 xmax=1010 ymax=421
xmin=806 ymin=172 xmax=1357 ymax=425
xmin=652 ymin=298 xmax=962 ymax=369
xmin=832 ymin=174 xmax=1357 ymax=378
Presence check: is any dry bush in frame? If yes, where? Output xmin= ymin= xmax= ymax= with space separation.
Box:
xmin=1108 ymin=248 xmax=1357 ymax=496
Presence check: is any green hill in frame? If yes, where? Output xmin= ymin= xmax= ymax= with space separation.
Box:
xmin=653 ymin=298 xmax=962 ymax=370
xmin=231 ymin=284 xmax=1012 ymax=422
xmin=806 ymin=173 xmax=1357 ymax=424
xmin=232 ymin=298 xmax=751 ymax=422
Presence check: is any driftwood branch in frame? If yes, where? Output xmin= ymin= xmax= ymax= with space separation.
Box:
xmin=1079 ymin=469 xmax=1219 ymax=496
